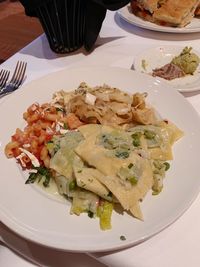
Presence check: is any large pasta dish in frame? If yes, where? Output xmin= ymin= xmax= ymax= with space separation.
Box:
xmin=5 ymin=82 xmax=183 ymax=230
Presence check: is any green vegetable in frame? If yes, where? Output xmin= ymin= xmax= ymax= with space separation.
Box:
xmin=107 ymin=191 xmax=113 ymax=197
xmin=100 ymin=131 xmax=131 ymax=150
xmin=69 ymin=180 xmax=77 ymax=191
xmin=117 ymin=164 xmax=140 ymax=186
xmin=171 ymin=47 xmax=200 ymax=75
xmin=26 ymin=166 xmax=52 ymax=187
xmin=131 ymin=132 xmax=141 ymax=147
xmin=43 ymin=174 xmax=51 ymax=187
xmin=120 ymin=235 xmax=126 ymax=241
xmin=46 ymin=141 xmax=54 ymax=151
xmin=70 ymin=189 xmax=99 ymax=216
xmin=152 ymin=187 xmax=163 ymax=195
xmin=115 ymin=150 xmax=129 ymax=159
xmin=97 ymin=201 xmax=113 ymax=230
xmin=88 ymin=211 xmax=94 ymax=218
xmin=46 ymin=139 xmax=60 ymax=156
xmin=25 ymin=173 xmax=38 ymax=184
xmin=163 ymin=162 xmax=170 ymax=171
xmin=129 ymin=176 xmax=138 ymax=185
xmin=151 ymin=160 xmax=168 ymax=195
xmin=144 ymin=130 xmax=156 ymax=140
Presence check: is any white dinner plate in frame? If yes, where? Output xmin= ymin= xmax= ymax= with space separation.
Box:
xmin=0 ymin=67 xmax=200 ymax=252
xmin=118 ymin=5 xmax=200 ymax=33
xmin=133 ymin=45 xmax=200 ymax=92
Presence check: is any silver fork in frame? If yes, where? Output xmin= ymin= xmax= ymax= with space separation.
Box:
xmin=0 ymin=69 xmax=10 ymax=90
xmin=0 ymin=61 xmax=27 ymax=97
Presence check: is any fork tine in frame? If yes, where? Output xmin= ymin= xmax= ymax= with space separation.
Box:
xmin=12 ymin=62 xmax=27 ymax=87
xmin=2 ymin=71 xmax=10 ymax=87
xmin=0 ymin=70 xmax=7 ymax=87
xmin=0 ymin=69 xmax=3 ymax=79
xmin=9 ymin=61 xmax=20 ymax=84
xmin=18 ymin=62 xmax=27 ymax=86
xmin=0 ymin=70 xmax=5 ymax=87
xmin=0 ymin=61 xmax=27 ymax=97
xmin=16 ymin=62 xmax=27 ymax=87
xmin=0 ymin=70 xmax=10 ymax=88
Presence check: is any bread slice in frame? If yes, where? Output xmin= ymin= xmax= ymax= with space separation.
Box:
xmin=153 ymin=0 xmax=200 ymax=27
xmin=135 ymin=0 xmax=160 ymax=13
xmin=130 ymin=1 xmax=155 ymax=22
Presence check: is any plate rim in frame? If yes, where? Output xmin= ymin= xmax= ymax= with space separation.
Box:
xmin=118 ymin=5 xmax=200 ymax=34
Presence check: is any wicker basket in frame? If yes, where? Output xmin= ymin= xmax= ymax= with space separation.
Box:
xmin=35 ymin=0 xmax=86 ymax=53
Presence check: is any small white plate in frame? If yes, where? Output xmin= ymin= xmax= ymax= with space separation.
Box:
xmin=1 ymin=67 xmax=200 ymax=252
xmin=133 ymin=45 xmax=200 ymax=92
xmin=118 ymin=5 xmax=200 ymax=33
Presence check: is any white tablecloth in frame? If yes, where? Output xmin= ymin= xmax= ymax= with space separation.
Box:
xmin=1 ymin=10 xmax=200 ymax=267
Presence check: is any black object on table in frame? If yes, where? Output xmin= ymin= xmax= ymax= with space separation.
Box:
xmin=19 ymin=0 xmax=130 ymax=53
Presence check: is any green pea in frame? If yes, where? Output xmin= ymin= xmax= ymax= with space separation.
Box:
xmin=120 ymin=235 xmax=126 ymax=241
xmin=69 ymin=180 xmax=76 ymax=190
xmin=129 ymin=176 xmax=138 ymax=185
xmin=144 ymin=130 xmax=156 ymax=140
xmin=163 ymin=162 xmax=170 ymax=171
xmin=131 ymin=132 xmax=141 ymax=147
